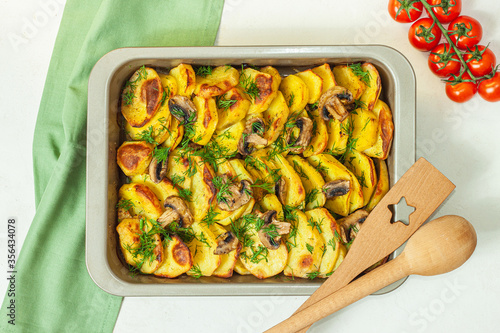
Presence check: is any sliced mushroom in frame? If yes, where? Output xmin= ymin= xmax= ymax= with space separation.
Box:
xmin=157 ymin=196 xmax=194 ymax=228
xmin=168 ymin=95 xmax=197 ymax=123
xmin=237 ymin=117 xmax=269 ymax=155
xmin=323 ymin=179 xmax=350 ymax=199
xmin=149 ymin=157 xmax=168 ymax=183
xmin=274 ymin=177 xmax=286 ymax=205
xmin=337 ymin=209 xmax=369 ymax=244
xmin=318 ymin=86 xmax=354 ymax=122
xmin=286 ymin=116 xmax=313 ymax=154
xmin=257 ymin=210 xmax=291 ymax=250
xmin=214 ymin=231 xmax=240 ymax=255
xmin=217 ymin=176 xmax=253 ymax=212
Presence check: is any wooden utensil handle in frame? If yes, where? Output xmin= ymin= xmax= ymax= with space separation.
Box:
xmin=265 ymin=255 xmax=408 ymax=333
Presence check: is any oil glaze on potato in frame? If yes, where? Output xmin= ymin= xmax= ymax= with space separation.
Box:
xmin=332 ymin=64 xmax=366 ymax=100
xmin=366 ymin=159 xmax=390 ymax=212
xmin=363 ymin=100 xmax=394 ymax=160
xmin=296 ymin=69 xmax=323 ymax=104
xmin=279 ymin=74 xmax=309 ymax=113
xmin=241 ymin=68 xmax=277 ymax=115
xmin=169 ymin=63 xmax=196 ymax=97
xmin=154 ymin=235 xmax=192 ymax=278
xmin=118 ymin=183 xmax=163 ymax=220
xmin=195 ymin=65 xmax=240 ymax=98
xmin=343 ymin=149 xmax=378 ymax=206
xmin=312 ymin=63 xmax=337 ymax=93
xmin=359 ymin=62 xmax=382 ymax=112
xmin=187 ymin=222 xmax=220 ymax=277
xmin=216 ymin=87 xmax=251 ymax=131
xmin=117 ymin=141 xmax=154 ymax=177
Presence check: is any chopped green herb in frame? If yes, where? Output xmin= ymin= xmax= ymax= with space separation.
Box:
xmin=195 ymin=65 xmax=213 ymax=78
xmin=306 ymin=243 xmax=314 ymax=254
xmin=348 ymin=63 xmax=371 ymax=87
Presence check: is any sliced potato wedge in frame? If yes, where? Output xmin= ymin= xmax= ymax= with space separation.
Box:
xmin=262 ymin=91 xmax=289 ymax=146
xmin=118 ymin=183 xmax=163 ymax=220
xmin=343 ymin=149 xmax=377 ymax=206
xmin=303 ymin=106 xmax=329 ymax=157
xmin=161 ymin=117 xmax=184 ymax=151
xmin=269 ymin=152 xmax=306 ymax=208
xmin=117 ymin=141 xmax=154 ymax=177
xmin=192 ymin=96 xmax=218 ymax=146
xmin=213 ymin=120 xmax=245 ymax=156
xmin=124 ymin=102 xmax=172 ymax=145
xmin=332 ymin=64 xmax=366 ymax=100
xmin=240 ymin=68 xmax=278 ymax=115
xmin=287 ymin=155 xmax=326 ymax=210
xmin=154 ymin=234 xmax=192 ymax=278
xmin=363 ymin=100 xmax=394 ymax=160
xmin=366 ymin=159 xmax=390 ymax=212
xmin=279 ymin=74 xmax=309 ymax=113
xmin=130 ymin=175 xmax=180 ymax=203
xmin=311 ymin=63 xmax=337 ymax=93
xmin=188 ymin=155 xmax=216 ymax=222
xmin=296 ymin=69 xmax=323 ymax=104
xmin=210 ymin=222 xmax=241 ymax=278
xmin=351 ymin=108 xmax=378 ymax=152
xmin=359 ymin=62 xmax=382 ymax=112
xmin=216 ymin=87 xmax=251 ymax=131
xmin=186 ymin=221 xmax=220 ymax=277
xmin=325 ymin=117 xmax=349 ymax=155
xmin=169 ymin=63 xmax=196 ymax=97
xmin=194 ymin=65 xmax=240 ymax=98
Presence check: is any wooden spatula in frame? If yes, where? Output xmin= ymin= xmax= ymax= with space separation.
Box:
xmin=266 ymin=157 xmax=455 ymax=333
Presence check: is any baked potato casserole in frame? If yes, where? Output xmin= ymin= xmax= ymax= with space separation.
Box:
xmin=115 ymin=62 xmax=394 ymax=280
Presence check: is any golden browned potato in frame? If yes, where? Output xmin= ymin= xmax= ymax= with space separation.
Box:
xmin=325 ymin=117 xmax=349 ymax=155
xmin=303 ymin=106 xmax=329 ymax=157
xmin=158 ymin=73 xmax=178 ymax=98
xmin=118 ymin=183 xmax=163 ymax=220
xmin=284 ymin=210 xmax=324 ymax=278
xmin=194 ymin=65 xmax=240 ymax=98
xmin=186 ymin=221 xmax=220 ymax=277
xmin=116 ymin=218 xmax=163 ymax=274
xmin=257 ymin=194 xmax=284 ymax=220
xmin=262 ymin=91 xmax=290 ymax=146
xmin=343 ymin=149 xmax=378 ymax=207
xmin=154 ymin=234 xmax=192 ymax=278
xmin=161 ymin=117 xmax=184 ymax=151
xmin=117 ymin=141 xmax=154 ymax=177
xmin=350 ymin=108 xmax=378 ymax=152
xmin=121 ymin=66 xmax=164 ymax=128
xmin=296 ymin=69 xmax=323 ymax=104
xmin=216 ymin=87 xmax=251 ymax=131
xmin=130 ymin=175 xmax=180 ymax=203
xmin=286 ymin=155 xmax=326 ymax=210
xmin=366 ymin=159 xmax=390 ymax=212
xmin=268 ymin=152 xmax=306 ymax=208
xmin=305 ymin=208 xmax=341 ymax=277
xmin=216 ymin=199 xmax=255 ymax=226
xmin=363 ymin=100 xmax=394 ymax=160
xmin=260 ymin=66 xmax=282 ymax=92
xmin=169 ymin=63 xmax=196 ymax=97
xmin=188 ymin=155 xmax=216 ymax=222
xmin=213 ymin=120 xmax=245 ymax=156
xmin=279 ymin=74 xmax=309 ymax=113
xmin=332 ymin=64 xmax=366 ymax=100
xmin=312 ymin=63 xmax=337 ymax=93
xmin=166 ymin=149 xmax=192 ymax=192
xmin=125 ymin=102 xmax=172 ymax=145
xmin=210 ymin=222 xmax=241 ymax=278
xmin=359 ymin=62 xmax=382 ymax=112
xmin=240 ymin=68 xmax=278 ymax=115
xmin=192 ymin=96 xmax=218 ymax=146
xmin=233 ymin=257 xmax=251 ymax=275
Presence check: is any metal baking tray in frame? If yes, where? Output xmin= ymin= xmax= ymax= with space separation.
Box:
xmin=86 ymin=45 xmax=416 ymax=296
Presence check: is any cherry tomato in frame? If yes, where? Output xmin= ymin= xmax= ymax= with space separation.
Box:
xmin=445 ymin=73 xmax=477 ymax=103
xmin=478 ymin=72 xmax=500 ymax=102
xmin=428 ymin=44 xmax=461 ymax=78
xmin=426 ymin=0 xmax=461 ymax=24
xmin=408 ymin=18 xmax=442 ymax=52
xmin=448 ymin=16 xmax=483 ymax=51
xmin=388 ymin=0 xmax=423 ymax=23
xmin=463 ymin=45 xmax=496 ymax=77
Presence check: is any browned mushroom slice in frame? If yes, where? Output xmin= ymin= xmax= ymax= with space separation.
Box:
xmin=168 ymin=95 xmax=198 ymax=123
xmin=157 ymin=196 xmax=194 ymax=228
xmin=214 ymin=231 xmax=240 ymax=255
xmin=274 ymin=177 xmax=287 ymax=205
xmin=237 ymin=117 xmax=269 ymax=155
xmin=318 ymin=86 xmax=355 ymax=122
xmin=148 ymin=157 xmax=168 ymax=184
xmin=286 ymin=116 xmax=313 ymax=154
xmin=217 ymin=176 xmax=253 ymax=212
xmin=257 ymin=210 xmax=291 ymax=250
xmin=337 ymin=209 xmax=369 ymax=244
xmin=323 ymin=179 xmax=350 ymax=199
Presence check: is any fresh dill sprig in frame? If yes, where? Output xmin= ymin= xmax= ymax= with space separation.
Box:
xmin=138 ymin=126 xmax=158 ymax=145
xmin=348 ymin=63 xmax=371 ymax=87
xmin=195 ymin=66 xmax=213 ymax=78
xmin=188 ymin=264 xmax=203 ymax=279
xmin=304 ymin=188 xmax=320 ymax=207
xmin=306 ymin=270 xmax=321 ymax=280
xmin=116 ymin=198 xmax=135 ymax=210
xmin=216 ymin=94 xmax=237 ymax=111
xmin=307 ymin=217 xmax=322 ymax=234
xmin=239 ymin=69 xmax=260 ymax=100
xmin=153 ymin=146 xmax=170 ymax=163
xmin=306 ymin=243 xmax=314 ymax=254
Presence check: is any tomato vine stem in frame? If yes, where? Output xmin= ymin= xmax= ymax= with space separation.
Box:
xmin=419 ymin=0 xmax=477 ymax=81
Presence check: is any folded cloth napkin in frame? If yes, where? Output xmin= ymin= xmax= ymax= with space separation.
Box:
xmin=1 ymin=0 xmax=225 ymax=331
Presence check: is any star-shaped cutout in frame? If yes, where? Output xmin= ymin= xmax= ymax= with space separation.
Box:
xmin=390 ymin=196 xmax=416 ymax=226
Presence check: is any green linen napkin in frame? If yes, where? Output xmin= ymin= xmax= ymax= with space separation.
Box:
xmin=1 ymin=0 xmax=225 ymax=332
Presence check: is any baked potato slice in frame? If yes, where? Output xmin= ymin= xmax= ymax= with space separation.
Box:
xmin=118 ymin=183 xmax=163 ymax=220
xmin=359 ymin=62 xmax=382 ymax=112
xmin=130 ymin=175 xmax=180 ymax=203
xmin=279 ymin=74 xmax=309 ymax=113
xmin=228 ymin=159 xmax=254 ymax=183
xmin=260 ymin=66 xmax=282 ymax=92
xmin=169 ymin=63 xmax=196 ymax=97
xmin=116 ymin=218 xmax=163 ymax=274
xmin=213 ymin=120 xmax=245 ymax=156
xmin=237 ymin=214 xmax=288 ymax=279
xmin=269 ymin=152 xmax=306 ymax=208
xmin=166 ymin=149 xmax=193 ymax=192
xmin=124 ymin=102 xmax=172 ymax=145
xmin=161 ymin=117 xmax=184 ymax=151
xmin=257 ymin=194 xmax=284 ymax=220
xmin=284 ymin=210 xmax=324 ymax=278
xmin=307 ymin=154 xmax=351 ymax=217
xmin=216 ymin=198 xmax=255 ymax=226
xmin=343 ymin=149 xmax=378 ymax=206
xmin=121 ymin=66 xmax=163 ymax=128
xmin=311 ymin=63 xmax=337 ymax=93
xmin=363 ymin=100 xmax=394 ymax=160
xmin=296 ymin=69 xmax=323 ymax=104
xmin=305 ymin=208 xmax=341 ymax=277
xmin=332 ymin=242 xmax=347 ymax=272
xmin=117 ymin=141 xmax=154 ymax=177
xmin=192 ymin=96 xmax=218 ymax=146
xmin=188 ymin=155 xmax=216 ymax=222
xmin=286 ymin=155 xmax=326 ymax=210
xmin=351 ymin=107 xmax=378 ymax=152
xmin=303 ymin=106 xmax=329 ymax=157
xmin=209 ymin=222 xmax=241 ymax=278
xmin=234 ymin=257 xmax=251 ymax=275
xmin=158 ymin=73 xmax=178 ymax=98
xmin=240 ymin=68 xmax=277 ymax=115
xmin=262 ymin=91 xmax=289 ymax=146
xmin=153 ymin=234 xmax=192 ymax=278
xmin=366 ymin=158 xmax=390 ymax=212
xmin=216 ymin=87 xmax=251 ymax=131
xmin=345 ymin=167 xmax=364 ymax=214
xmin=332 ymin=64 xmax=367 ymax=100
xmin=325 ymin=117 xmax=349 ymax=155
xmin=186 ymin=221 xmax=220 ymax=277
xmin=194 ymin=65 xmax=240 ymax=98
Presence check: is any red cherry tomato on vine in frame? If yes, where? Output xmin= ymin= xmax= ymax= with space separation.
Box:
xmin=448 ymin=16 xmax=483 ymax=51
xmin=463 ymin=45 xmax=496 ymax=77
xmin=478 ymin=72 xmax=500 ymax=102
xmin=445 ymin=73 xmax=477 ymax=103
xmin=428 ymin=44 xmax=461 ymax=78
xmin=388 ymin=0 xmax=423 ymax=23
xmin=426 ymin=0 xmax=461 ymax=24
xmin=408 ymin=18 xmax=442 ymax=52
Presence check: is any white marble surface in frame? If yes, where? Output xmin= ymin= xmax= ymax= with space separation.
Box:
xmin=1 ymin=0 xmax=499 ymax=332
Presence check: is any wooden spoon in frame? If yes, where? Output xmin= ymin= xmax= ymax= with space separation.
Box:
xmin=265 ymin=215 xmax=477 ymax=333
